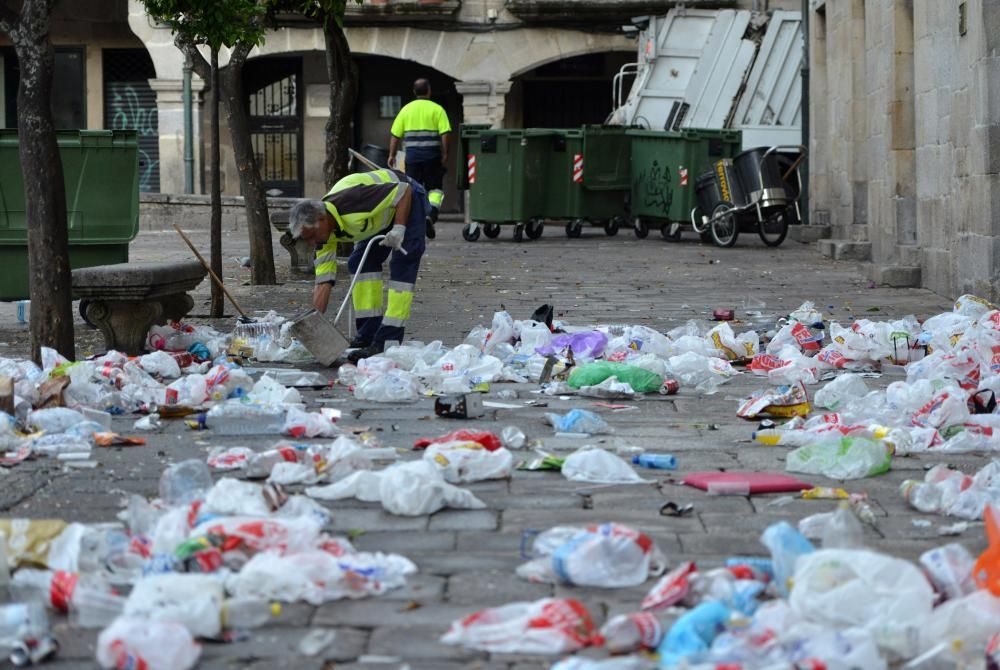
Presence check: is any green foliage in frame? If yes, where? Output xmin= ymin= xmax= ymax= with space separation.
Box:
xmin=139 ymin=0 xmax=269 ymax=50
xmin=267 ymin=0 xmax=363 ymax=29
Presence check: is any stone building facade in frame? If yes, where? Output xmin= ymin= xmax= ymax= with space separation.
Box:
xmin=812 ymin=0 xmax=1000 ymax=300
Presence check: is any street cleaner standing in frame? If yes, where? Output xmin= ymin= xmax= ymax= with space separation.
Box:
xmin=288 ymin=168 xmax=428 ymax=363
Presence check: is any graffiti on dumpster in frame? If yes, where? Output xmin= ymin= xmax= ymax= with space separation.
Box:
xmin=635 ymin=160 xmax=672 ymax=217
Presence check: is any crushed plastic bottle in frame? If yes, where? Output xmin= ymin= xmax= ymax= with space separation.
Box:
xmin=11 ymin=568 xmax=124 ymax=628
xmin=600 ymin=611 xmax=665 ymax=653
xmin=158 ymin=459 xmax=213 ymax=506
xmin=205 ymin=402 xmax=286 ymax=435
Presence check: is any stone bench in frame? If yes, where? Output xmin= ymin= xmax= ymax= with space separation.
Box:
xmin=72 ymin=261 xmax=208 ymax=355
xmin=271 ymin=210 xmax=315 ymax=275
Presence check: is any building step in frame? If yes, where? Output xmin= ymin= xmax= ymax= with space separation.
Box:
xmin=788 ymin=224 xmax=831 ymax=244
xmin=866 ymin=264 xmax=922 ymax=288
xmin=817 ymin=239 xmax=872 ymax=262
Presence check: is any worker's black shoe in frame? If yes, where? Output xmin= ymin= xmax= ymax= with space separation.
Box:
xmin=425 ymin=215 xmax=436 ymax=239
xmin=349 ymin=336 xmax=372 ymax=349
xmin=346 ymin=344 xmax=383 ymax=364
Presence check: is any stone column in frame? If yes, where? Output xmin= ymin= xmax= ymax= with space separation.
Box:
xmin=149 ymin=77 xmax=205 ymax=195
xmin=455 ymin=80 xmax=512 ymax=128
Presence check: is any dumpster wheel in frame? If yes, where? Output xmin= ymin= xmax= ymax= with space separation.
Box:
xmin=661 ymin=222 xmax=682 ymax=242
xmin=513 ymin=222 xmax=525 ymax=243
xmin=462 ymin=223 xmax=481 ymax=242
xmin=709 ymin=203 xmax=739 ymax=248
xmin=566 ymin=219 xmax=583 ymax=238
xmin=604 ymin=218 xmax=620 ymax=237
xmin=526 ymin=219 xmax=544 ymax=240
xmin=633 ymin=217 xmax=649 ymax=239
xmin=483 ymin=223 xmax=502 ymax=239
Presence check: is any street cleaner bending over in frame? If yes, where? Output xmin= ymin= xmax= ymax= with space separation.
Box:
xmin=289 ymin=168 xmax=428 ymax=363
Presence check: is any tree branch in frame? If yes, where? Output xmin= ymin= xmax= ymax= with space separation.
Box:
xmin=175 ymin=35 xmax=211 ymax=81
xmin=229 ymin=40 xmax=253 ymax=67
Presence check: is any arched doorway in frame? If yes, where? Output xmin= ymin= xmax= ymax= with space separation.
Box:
xmin=354 ymin=55 xmax=462 ymax=213
xmin=507 ymin=52 xmax=634 ymax=128
xmin=243 ymin=56 xmax=304 ymax=198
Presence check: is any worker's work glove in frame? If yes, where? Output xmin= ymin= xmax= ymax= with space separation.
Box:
xmin=381 ymin=224 xmax=406 ymax=251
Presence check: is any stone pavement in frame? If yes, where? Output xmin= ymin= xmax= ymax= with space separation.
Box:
xmin=0 ymin=222 xmax=981 ymax=669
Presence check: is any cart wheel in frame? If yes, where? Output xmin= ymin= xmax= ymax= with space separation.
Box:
xmin=633 ymin=217 xmax=649 ymax=239
xmin=462 ymin=223 xmax=480 ymax=242
xmin=710 ymin=203 xmax=739 ymax=248
xmin=513 ymin=223 xmax=525 ymax=243
xmin=526 ymin=219 xmax=544 ymax=240
xmin=604 ymin=219 xmax=620 ymax=236
xmin=483 ymin=223 xmax=501 ymax=239
xmin=661 ymin=222 xmax=682 ymax=242
xmin=566 ymin=219 xmax=583 ymax=238
xmin=758 ymin=208 xmax=790 ymax=247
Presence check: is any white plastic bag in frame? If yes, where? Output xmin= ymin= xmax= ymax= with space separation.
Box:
xmin=306 ymin=460 xmax=485 ymax=516
xmin=516 ymin=523 xmax=666 ymax=587
xmin=423 ymin=441 xmax=514 ymax=483
xmin=283 ymin=406 xmax=339 ymax=438
xmin=484 ymin=311 xmax=516 ymax=354
xmin=354 ymin=369 xmax=419 ymax=402
xmin=138 ymin=351 xmax=181 ymax=379
xmin=96 ymin=617 xmax=201 ymax=670
xmin=123 ymin=574 xmax=224 ymax=637
xmin=789 ymin=548 xmax=935 ymax=658
xmin=667 ymin=352 xmax=738 ymax=394
xmin=226 ymin=549 xmax=416 ymax=605
xmin=252 ymin=375 xmax=302 ymax=405
xmin=440 ymin=598 xmax=600 ymax=654
xmin=561 ymin=448 xmax=648 ymax=485
xmin=27 ymin=407 xmax=86 ymax=433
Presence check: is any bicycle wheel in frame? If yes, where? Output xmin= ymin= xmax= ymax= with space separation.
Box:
xmin=710 ymin=203 xmax=739 ymax=248
xmin=758 ymin=208 xmax=789 ymax=247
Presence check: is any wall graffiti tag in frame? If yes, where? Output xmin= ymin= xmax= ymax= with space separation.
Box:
xmin=108 ymin=83 xmax=159 ymax=192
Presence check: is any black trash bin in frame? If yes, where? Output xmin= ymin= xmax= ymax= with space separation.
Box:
xmin=355 ymin=144 xmax=390 ymax=172
xmin=733 ymin=147 xmax=788 ymax=213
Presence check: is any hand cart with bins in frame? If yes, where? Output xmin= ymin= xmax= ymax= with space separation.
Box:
xmin=691 ymin=145 xmax=806 ymax=248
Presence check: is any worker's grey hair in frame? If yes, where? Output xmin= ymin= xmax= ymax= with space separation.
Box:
xmin=288 ymin=199 xmax=327 ymax=239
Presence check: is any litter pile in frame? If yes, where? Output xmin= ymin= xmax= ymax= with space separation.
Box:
xmin=2 ymin=292 xmax=1000 ymax=667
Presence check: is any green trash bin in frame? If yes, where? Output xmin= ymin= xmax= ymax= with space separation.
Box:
xmin=627 ymin=128 xmax=741 ymax=241
xmin=0 ymin=129 xmax=139 ymax=300
xmin=458 ymin=127 xmax=556 ymax=243
xmin=542 ymin=126 xmax=631 ymax=239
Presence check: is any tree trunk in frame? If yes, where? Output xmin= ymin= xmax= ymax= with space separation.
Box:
xmin=1 ymin=1 xmax=74 ymax=363
xmin=221 ymin=46 xmax=276 ymax=286
xmin=209 ymin=48 xmax=224 ymax=318
xmin=323 ymin=20 xmax=358 ymax=186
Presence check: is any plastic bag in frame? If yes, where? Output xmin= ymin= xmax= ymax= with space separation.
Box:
xmin=414 ymin=429 xmax=502 ymax=452
xmin=561 ymin=448 xmax=648 ymax=485
xmin=576 ymin=376 xmax=637 ymax=399
xmin=706 ymin=322 xmax=759 ymax=361
xmin=138 ymin=351 xmax=181 ymax=379
xmin=974 ymin=504 xmax=1000 ymax=595
xmin=814 ymin=374 xmax=870 ymax=411
xmin=251 ymin=375 xmax=302 ymax=405
xmin=96 ymin=617 xmax=201 ymax=670
xmin=423 ymin=442 xmax=514 ymax=483
xmin=207 ymin=446 xmax=254 ymax=471
xmin=516 ymin=523 xmax=666 ymax=587
xmin=790 ymin=548 xmax=935 ymax=658
xmin=123 ymin=574 xmax=224 ymax=637
xmin=226 ymin=549 xmax=416 ymax=605
xmin=353 ymin=369 xmax=419 ymax=403
xmin=567 ymin=362 xmax=663 ymax=393
xmin=667 ymin=352 xmax=739 ymax=394
xmin=656 ymin=601 xmax=730 ymax=668
xmin=305 ymin=460 xmax=485 ymax=516
xmin=545 ymin=409 xmax=611 ymax=434
xmin=797 ymin=504 xmax=865 ymax=548
xmin=920 ymin=543 xmax=977 ymax=601
xmin=516 ymin=320 xmax=553 ymax=353
xmin=28 ymin=407 xmax=86 ymax=433
xmin=484 ymin=311 xmax=516 ymax=354
xmin=283 ymin=407 xmax=339 ymax=439
xmin=440 ymin=598 xmax=600 ymax=654
xmin=164 ymin=375 xmax=207 ymax=406
xmin=550 ymin=657 xmax=654 ymax=670
xmin=761 ymin=521 xmax=814 ymax=597
xmin=736 ymin=383 xmax=811 ymax=419
xmin=785 ymin=437 xmax=892 ymax=480
xmin=536 ymin=331 xmax=609 ymax=360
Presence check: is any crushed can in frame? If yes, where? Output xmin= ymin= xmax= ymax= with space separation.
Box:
xmin=434 ymin=394 xmax=485 ymax=419
xmin=659 ymin=379 xmax=679 ymax=395
xmin=712 ymin=308 xmax=735 ymax=321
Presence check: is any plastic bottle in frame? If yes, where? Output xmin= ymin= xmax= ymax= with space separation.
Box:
xmin=0 ymin=602 xmax=49 ymax=646
xmin=631 ymin=454 xmax=677 ymax=470
xmin=96 ymin=617 xmax=201 ymax=670
xmin=246 ymin=444 xmax=309 ymax=479
xmin=206 ymin=402 xmax=286 ymax=435
xmin=600 ymin=611 xmax=665 ymax=654
xmin=219 ymin=598 xmax=282 ymax=629
xmin=159 ymin=459 xmax=213 ymax=505
xmin=899 ymin=479 xmax=943 ymax=514
xmin=11 ymin=569 xmax=124 ymax=627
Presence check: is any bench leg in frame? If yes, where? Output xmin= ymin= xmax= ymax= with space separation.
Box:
xmin=82 ymin=293 xmax=194 ymax=355
xmin=279 ymin=231 xmax=316 ymax=275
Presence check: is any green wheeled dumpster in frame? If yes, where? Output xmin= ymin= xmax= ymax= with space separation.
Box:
xmin=541 ymin=126 xmax=631 ymax=239
xmin=0 ymin=129 xmax=139 ymax=300
xmin=627 ymin=128 xmax=741 ymax=242
xmin=457 ymin=127 xmax=557 ymax=243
